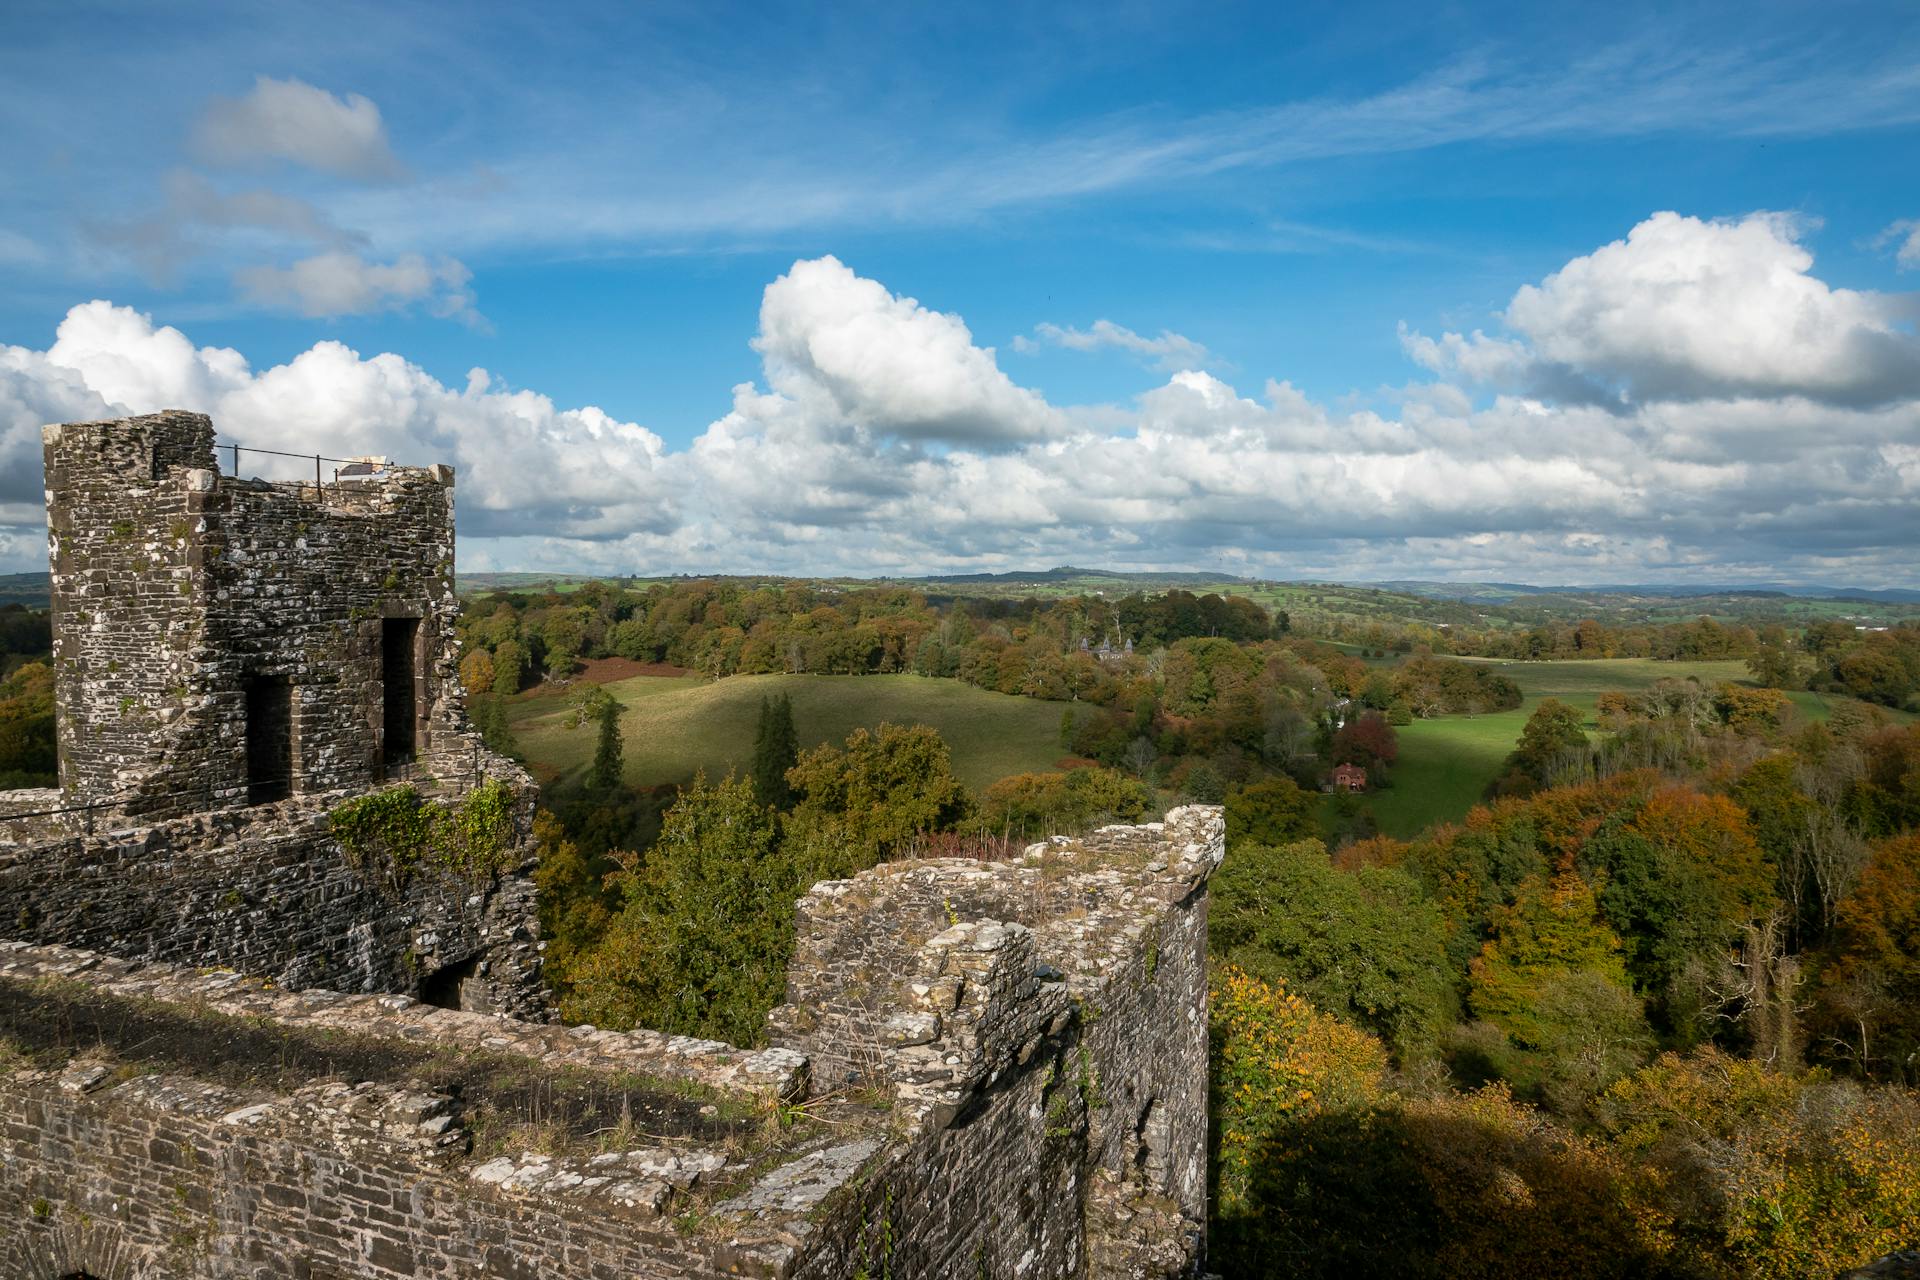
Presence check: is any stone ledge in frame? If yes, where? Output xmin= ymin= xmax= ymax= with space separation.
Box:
xmin=0 ymin=940 xmax=807 ymax=1103
xmin=4 ymin=1062 xmax=875 ymax=1273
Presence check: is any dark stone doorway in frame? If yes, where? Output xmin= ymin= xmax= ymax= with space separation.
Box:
xmin=244 ymin=673 xmax=292 ymax=804
xmin=381 ymin=617 xmax=420 ymax=769
xmin=420 ymin=953 xmax=482 ymax=1011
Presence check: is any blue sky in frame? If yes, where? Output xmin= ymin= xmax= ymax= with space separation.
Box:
xmin=2 ymin=0 xmax=1917 ymax=583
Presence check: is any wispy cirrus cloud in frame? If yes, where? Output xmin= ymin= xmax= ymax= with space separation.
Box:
xmin=1875 ymin=218 xmax=1920 ymax=270
xmin=192 ymin=75 xmax=405 ymax=182
xmin=237 ymin=251 xmax=481 ymax=325
xmin=79 ymin=79 xmax=480 ymax=325
xmin=1013 ymin=320 xmax=1214 ymax=373
xmin=328 ymin=35 xmax=1920 ymax=254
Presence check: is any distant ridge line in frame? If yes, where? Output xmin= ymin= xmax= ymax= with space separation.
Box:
xmin=5 ymin=568 xmax=1917 ymax=609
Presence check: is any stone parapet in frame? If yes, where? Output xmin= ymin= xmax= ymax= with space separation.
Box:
xmin=3 ymin=809 xmax=1223 ymax=1278
xmin=768 ymin=805 xmax=1224 ymax=1279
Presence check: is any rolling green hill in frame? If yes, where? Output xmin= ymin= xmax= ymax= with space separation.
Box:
xmin=508 ymin=672 xmax=1074 ymax=793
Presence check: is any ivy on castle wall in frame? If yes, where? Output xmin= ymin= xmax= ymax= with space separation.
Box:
xmin=329 ymin=780 xmax=518 ymax=890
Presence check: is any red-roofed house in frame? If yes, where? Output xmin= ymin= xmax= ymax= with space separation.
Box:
xmin=1329 ymin=763 xmax=1368 ymax=793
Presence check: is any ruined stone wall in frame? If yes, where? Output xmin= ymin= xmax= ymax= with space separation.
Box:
xmin=770 ymin=806 xmax=1224 ymax=1279
xmin=42 ymin=412 xmax=215 ymax=810
xmin=0 ymin=943 xmax=826 ymax=1280
xmin=0 ymin=784 xmax=547 ymax=1017
xmin=0 ymin=808 xmax=1223 ymax=1279
xmin=11 ymin=410 xmax=547 ymax=1016
xmin=42 ymin=410 xmax=475 ymax=819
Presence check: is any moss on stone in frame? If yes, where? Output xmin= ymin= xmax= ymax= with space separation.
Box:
xmin=329 ymin=780 xmax=518 ymax=890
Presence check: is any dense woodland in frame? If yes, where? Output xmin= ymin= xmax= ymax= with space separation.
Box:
xmin=455 ymin=579 xmax=1527 ymax=814
xmin=4 ymin=575 xmax=1919 ymax=1274
xmin=0 ymin=604 xmax=52 ymax=789
xmin=466 ymin=579 xmax=1920 ymax=1278
xmin=1209 ymin=699 xmax=1920 ymax=1276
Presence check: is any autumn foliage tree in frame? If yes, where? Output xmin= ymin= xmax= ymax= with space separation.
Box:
xmin=784 ymin=722 xmax=974 ymax=878
xmin=458 ymin=646 xmax=495 ymax=696
xmin=1224 ymin=775 xmax=1320 ymax=847
xmin=1331 ymin=711 xmax=1398 ymax=770
xmin=0 ymin=660 xmax=55 ymax=787
xmin=977 ymin=765 xmax=1151 ymax=836
xmin=1575 ymin=785 xmax=1779 ymax=1044
xmin=1209 ymin=966 xmax=1387 ymax=1235
xmin=1814 ymin=832 xmax=1920 ymax=1083
xmin=1467 ymin=873 xmax=1651 ymax=1106
xmin=1597 ymin=1049 xmax=1920 ymax=1278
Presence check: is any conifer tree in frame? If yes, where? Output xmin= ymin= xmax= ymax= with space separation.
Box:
xmin=573 ymin=687 xmax=623 ymax=795
xmin=751 ymin=693 xmax=798 ymax=810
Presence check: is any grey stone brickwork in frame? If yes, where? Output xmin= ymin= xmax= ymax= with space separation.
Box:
xmin=1 ymin=411 xmax=1224 ymax=1277
xmin=0 ymin=782 xmax=548 ymax=1019
xmin=768 ymin=805 xmax=1223 ymax=1279
xmin=1 ymin=807 xmax=1223 ymax=1279
xmin=4 ymin=411 xmax=548 ymax=1017
xmin=40 ymin=410 xmax=475 ymax=816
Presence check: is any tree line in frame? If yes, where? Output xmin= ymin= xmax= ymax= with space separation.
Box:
xmin=1210 ymin=676 xmax=1920 ymax=1275
xmin=0 ymin=604 xmax=54 ymax=789
xmin=455 ymin=580 xmax=1522 ymax=805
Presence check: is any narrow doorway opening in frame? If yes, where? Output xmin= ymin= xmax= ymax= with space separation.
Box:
xmin=244 ymin=674 xmax=292 ymax=804
xmin=381 ymin=617 xmax=420 ymax=769
xmin=420 ymin=954 xmax=482 ymax=1011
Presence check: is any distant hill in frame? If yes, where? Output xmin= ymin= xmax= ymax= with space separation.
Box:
xmin=15 ymin=562 xmax=1916 ymax=621
xmin=0 ymin=573 xmax=49 ymax=609
xmin=1368 ymin=579 xmax=1920 ymax=605
xmin=457 ymin=571 xmax=606 ymax=596
xmin=910 ymin=564 xmax=1247 ymax=587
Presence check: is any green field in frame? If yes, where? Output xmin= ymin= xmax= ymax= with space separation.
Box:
xmin=1356 ymin=658 xmax=1847 ymax=840
xmin=509 ymin=672 xmax=1074 ymax=793
xmin=506 ymin=656 xmax=1893 ymax=839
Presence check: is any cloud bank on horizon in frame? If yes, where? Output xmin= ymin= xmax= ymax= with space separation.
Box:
xmin=2 ymin=209 xmax=1915 ymax=586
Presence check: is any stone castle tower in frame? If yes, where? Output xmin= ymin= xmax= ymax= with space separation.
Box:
xmin=5 ymin=411 xmax=546 ymax=1017
xmin=42 ymin=410 xmax=470 ymax=817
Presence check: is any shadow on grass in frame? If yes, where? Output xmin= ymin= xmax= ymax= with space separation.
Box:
xmin=1210 ymin=1103 xmax=1678 ymax=1280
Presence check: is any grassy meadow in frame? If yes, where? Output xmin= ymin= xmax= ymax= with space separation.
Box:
xmin=504 ymin=654 xmax=1887 ymax=842
xmin=1356 ymin=657 xmax=1851 ymax=839
xmin=508 ymin=672 xmax=1073 ymax=793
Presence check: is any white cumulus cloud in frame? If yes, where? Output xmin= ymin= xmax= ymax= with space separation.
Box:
xmin=752 ymin=256 xmax=1063 ymax=446
xmin=0 ymin=240 xmax=1915 ymax=586
xmin=1505 ymin=211 xmax=1920 ymax=405
xmin=1400 ymin=210 xmax=1920 ymax=409
xmin=0 ymin=301 xmax=663 ymax=541
xmin=192 ymin=76 xmax=404 ymax=182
